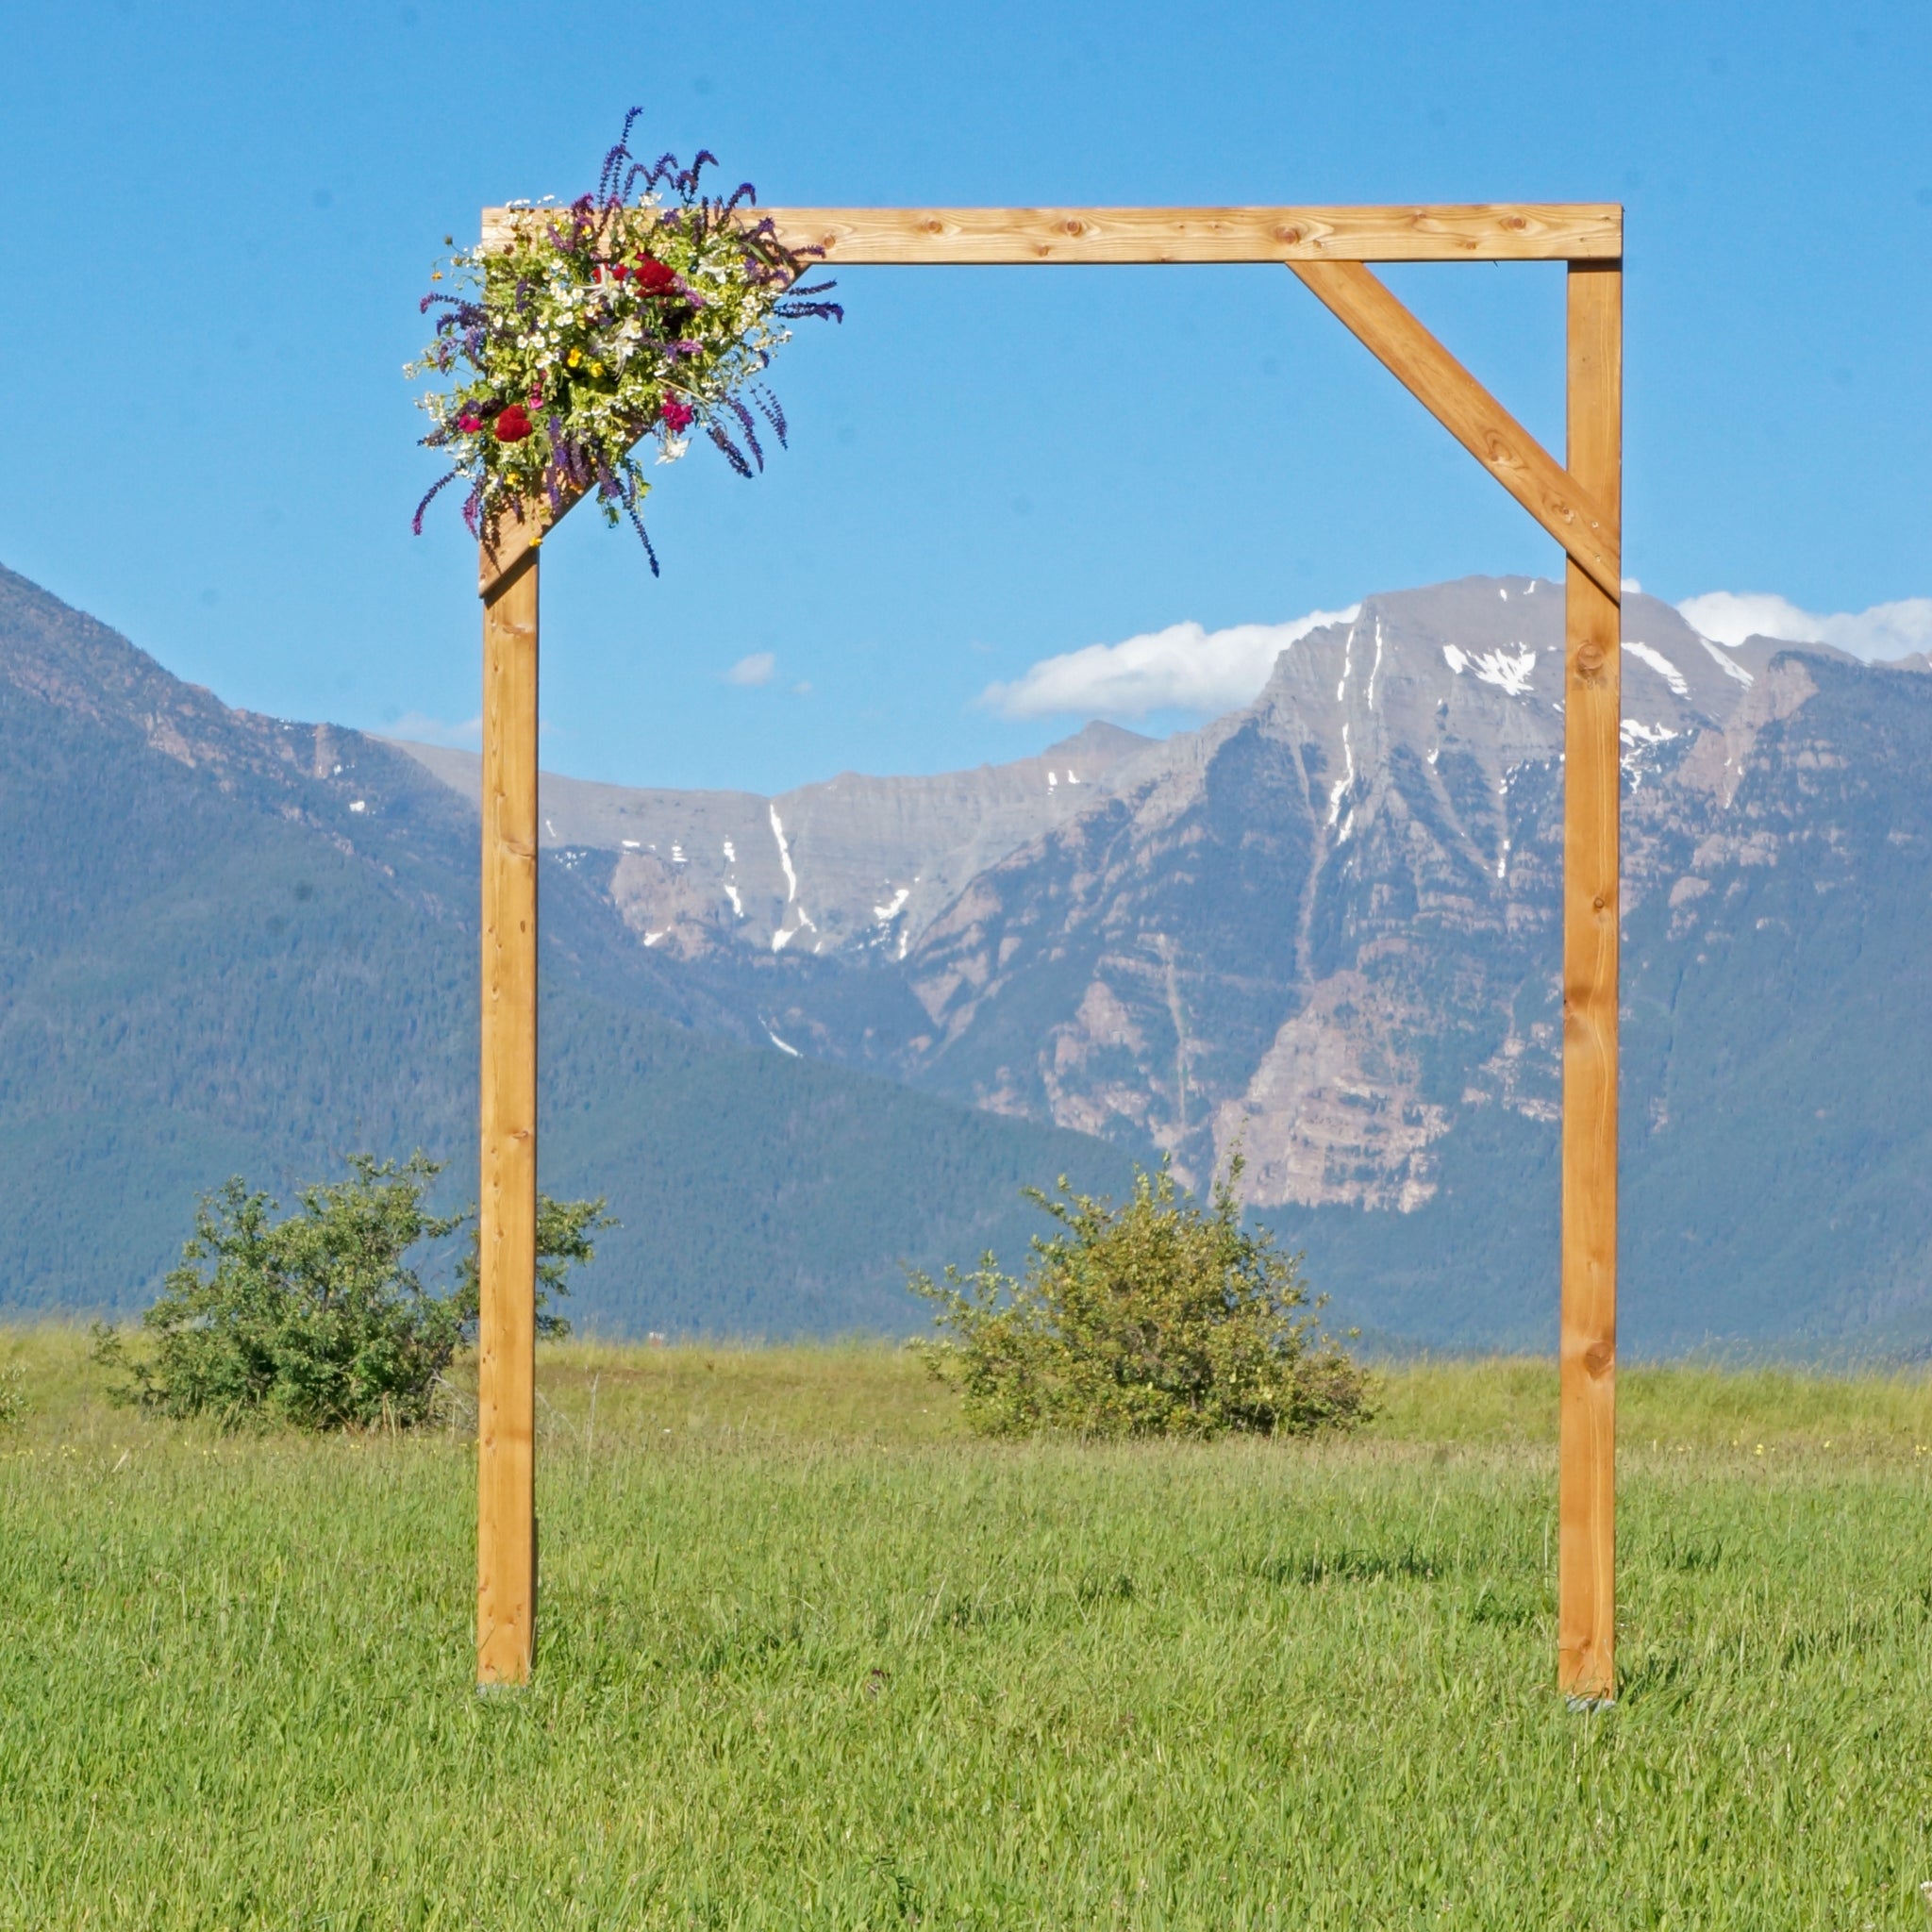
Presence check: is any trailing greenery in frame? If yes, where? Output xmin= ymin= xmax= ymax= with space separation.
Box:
xmin=912 ymin=1156 xmax=1374 ymax=1439
xmin=91 ymin=1156 xmax=608 ymax=1431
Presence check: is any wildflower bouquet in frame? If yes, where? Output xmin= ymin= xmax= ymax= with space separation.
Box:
xmin=408 ymin=112 xmax=840 ymax=571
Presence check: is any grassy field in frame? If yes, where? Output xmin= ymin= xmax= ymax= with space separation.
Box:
xmin=3 ymin=1328 xmax=1931 ymax=1928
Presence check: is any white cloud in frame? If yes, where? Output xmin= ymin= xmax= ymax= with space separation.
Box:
xmin=724 ymin=651 xmax=777 ymax=688
xmin=1677 ymin=591 xmax=1932 ymax=662
xmin=979 ymin=606 xmax=1361 ymax=720
xmin=386 ymin=711 xmax=482 ymax=748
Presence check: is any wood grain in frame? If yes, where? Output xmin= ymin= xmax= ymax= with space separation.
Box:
xmin=480 ymin=203 xmax=1621 ymax=263
xmin=475 ymin=538 xmax=540 ymax=1688
xmin=477 ymin=507 xmax=541 ymax=603
xmin=1288 ymin=260 xmax=1621 ymax=598
xmin=477 ymin=494 xmax=580 ymax=603
xmin=1557 ymin=260 xmax=1622 ymax=1706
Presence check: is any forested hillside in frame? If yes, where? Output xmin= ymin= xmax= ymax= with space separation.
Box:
xmin=0 ymin=566 xmax=1131 ymax=1333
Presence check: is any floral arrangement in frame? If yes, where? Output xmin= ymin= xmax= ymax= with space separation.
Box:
xmin=408 ymin=112 xmax=840 ymax=571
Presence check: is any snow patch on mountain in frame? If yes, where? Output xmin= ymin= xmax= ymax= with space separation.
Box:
xmin=1698 ymin=637 xmax=1756 ymax=687
xmin=769 ymin=805 xmax=799 ymax=904
xmin=1623 ymin=640 xmax=1689 ymax=696
xmin=1443 ymin=644 xmax=1537 ymax=696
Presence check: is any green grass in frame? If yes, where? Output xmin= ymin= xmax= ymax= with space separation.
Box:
xmin=4 ymin=1327 xmax=1932 ymax=1928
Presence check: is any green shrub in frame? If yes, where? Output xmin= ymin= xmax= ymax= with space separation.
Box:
xmin=451 ymin=1192 xmax=610 ymax=1339
xmin=93 ymin=1154 xmax=609 ymax=1431
xmin=911 ymin=1157 xmax=1374 ymax=1440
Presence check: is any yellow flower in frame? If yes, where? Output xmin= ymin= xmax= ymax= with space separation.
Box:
xmin=567 ymin=348 xmax=582 ymax=367
xmin=591 ymin=361 xmax=604 ymax=375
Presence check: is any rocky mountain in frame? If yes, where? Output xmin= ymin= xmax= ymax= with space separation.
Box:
xmin=884 ymin=576 xmax=1767 ymax=1191
xmin=397 ymin=717 xmax=1161 ymax=964
xmin=0 ymin=564 xmax=1132 ymax=1333
xmin=395 ymin=575 xmax=1932 ymax=1355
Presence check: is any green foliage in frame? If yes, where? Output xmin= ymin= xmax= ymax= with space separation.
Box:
xmin=451 ymin=1191 xmax=616 ymax=1341
xmin=92 ymin=1155 xmax=609 ymax=1431
xmin=912 ymin=1155 xmax=1374 ymax=1439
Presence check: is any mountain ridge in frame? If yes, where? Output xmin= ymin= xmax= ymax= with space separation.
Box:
xmin=389 ymin=574 xmax=1932 ymax=1354
xmin=0 ymin=562 xmax=1134 ymax=1333
xmin=8 ymin=559 xmax=1930 ymax=1355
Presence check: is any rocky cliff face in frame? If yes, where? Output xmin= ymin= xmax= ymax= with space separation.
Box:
xmin=397 ymin=575 xmax=1781 ymax=1203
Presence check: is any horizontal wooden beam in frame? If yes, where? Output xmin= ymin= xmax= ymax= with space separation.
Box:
xmin=481 ymin=203 xmax=1621 ymax=264
xmin=1289 ymin=259 xmax=1620 ymax=597
xmin=469 ymin=202 xmax=1623 ymax=594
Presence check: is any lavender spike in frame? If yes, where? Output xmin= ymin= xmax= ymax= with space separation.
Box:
xmin=411 ymin=468 xmax=460 ymax=535
xmin=707 ymin=422 xmax=753 ymax=478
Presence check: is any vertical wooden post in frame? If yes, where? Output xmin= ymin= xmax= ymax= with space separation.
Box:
xmin=476 ymin=536 xmax=540 ymax=1688
xmin=1558 ymin=259 xmax=1622 ymax=1704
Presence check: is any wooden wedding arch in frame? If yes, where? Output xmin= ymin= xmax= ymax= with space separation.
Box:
xmin=471 ymin=201 xmax=1624 ymax=1703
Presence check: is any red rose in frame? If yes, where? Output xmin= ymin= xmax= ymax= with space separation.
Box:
xmin=609 ymin=261 xmax=631 ymax=281
xmin=634 ymin=255 xmax=677 ymax=295
xmin=493 ymin=404 xmax=533 ymax=442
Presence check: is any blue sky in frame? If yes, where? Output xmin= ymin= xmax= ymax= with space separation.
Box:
xmin=4 ymin=0 xmax=1926 ymax=791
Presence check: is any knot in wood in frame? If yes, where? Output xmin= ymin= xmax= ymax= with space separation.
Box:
xmin=1575 ymin=642 xmax=1606 ymax=677
xmin=1584 ymin=1341 xmax=1613 ymax=1376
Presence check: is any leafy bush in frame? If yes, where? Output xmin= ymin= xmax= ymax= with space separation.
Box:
xmin=911 ymin=1157 xmax=1374 ymax=1441
xmin=93 ymin=1154 xmax=610 ymax=1431
xmin=451 ymin=1192 xmax=610 ymax=1340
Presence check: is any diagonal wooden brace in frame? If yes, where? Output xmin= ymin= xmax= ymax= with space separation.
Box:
xmin=478 ymin=490 xmax=583 ymax=603
xmin=1289 ymin=259 xmax=1621 ymax=600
